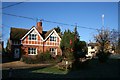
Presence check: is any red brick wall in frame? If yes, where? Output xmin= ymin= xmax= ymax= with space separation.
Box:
xmin=20 ymin=31 xmax=62 ymax=57
xmin=21 ymin=45 xmax=44 ymax=56
xmin=22 ymin=35 xmax=43 ymax=45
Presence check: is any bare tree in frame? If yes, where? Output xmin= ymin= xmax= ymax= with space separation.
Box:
xmin=94 ymin=28 xmax=111 ymax=53
xmin=94 ymin=28 xmax=111 ymax=62
xmin=110 ymin=29 xmax=119 ymax=54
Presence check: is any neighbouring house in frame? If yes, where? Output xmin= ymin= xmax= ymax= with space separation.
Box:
xmin=86 ymin=43 xmax=98 ymax=58
xmin=86 ymin=42 xmax=115 ymax=58
xmin=10 ymin=21 xmax=62 ymax=59
xmin=0 ymin=41 xmax=4 ymax=54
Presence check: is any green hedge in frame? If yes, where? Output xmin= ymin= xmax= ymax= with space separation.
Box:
xmin=36 ymin=52 xmax=52 ymax=62
xmin=21 ymin=52 xmax=63 ymax=64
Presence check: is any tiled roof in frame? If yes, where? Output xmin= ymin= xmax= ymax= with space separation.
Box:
xmin=88 ymin=43 xmax=98 ymax=46
xmin=44 ymin=29 xmax=54 ymax=39
xmin=10 ymin=27 xmax=29 ymax=40
xmin=10 ymin=27 xmax=61 ymax=40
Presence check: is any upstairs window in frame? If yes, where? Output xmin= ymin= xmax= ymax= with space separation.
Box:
xmin=50 ymin=36 xmax=56 ymax=41
xmin=91 ymin=46 xmax=94 ymax=49
xmin=12 ymin=41 xmax=20 ymax=45
xmin=28 ymin=48 xmax=37 ymax=55
xmin=29 ymin=34 xmax=37 ymax=40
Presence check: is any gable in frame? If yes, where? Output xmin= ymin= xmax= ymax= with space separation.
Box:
xmin=44 ymin=29 xmax=61 ymax=41
xmin=21 ymin=27 xmax=43 ymax=41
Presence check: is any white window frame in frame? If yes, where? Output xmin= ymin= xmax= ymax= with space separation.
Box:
xmin=28 ymin=33 xmax=37 ymax=41
xmin=50 ymin=35 xmax=57 ymax=42
xmin=28 ymin=48 xmax=37 ymax=55
xmin=50 ymin=48 xmax=57 ymax=56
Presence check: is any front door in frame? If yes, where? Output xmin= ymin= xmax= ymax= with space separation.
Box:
xmin=14 ymin=48 xmax=20 ymax=58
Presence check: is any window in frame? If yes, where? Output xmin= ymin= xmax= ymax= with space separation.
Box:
xmin=28 ymin=48 xmax=37 ymax=55
xmin=14 ymin=48 xmax=20 ymax=58
xmin=50 ymin=36 xmax=56 ymax=41
xmin=91 ymin=46 xmax=94 ymax=49
xmin=12 ymin=41 xmax=20 ymax=45
xmin=50 ymin=48 xmax=56 ymax=56
xmin=29 ymin=34 xmax=37 ymax=40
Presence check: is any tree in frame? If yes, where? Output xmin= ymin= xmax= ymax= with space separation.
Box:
xmin=60 ymin=26 xmax=87 ymax=61
xmin=110 ymin=29 xmax=120 ymax=54
xmin=6 ymin=38 xmax=11 ymax=54
xmin=54 ymin=26 xmax=61 ymax=33
xmin=118 ymin=37 xmax=120 ymax=54
xmin=60 ymin=29 xmax=75 ymax=60
xmin=94 ymin=28 xmax=111 ymax=62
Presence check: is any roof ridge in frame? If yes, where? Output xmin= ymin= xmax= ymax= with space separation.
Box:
xmin=11 ymin=27 xmax=29 ymax=30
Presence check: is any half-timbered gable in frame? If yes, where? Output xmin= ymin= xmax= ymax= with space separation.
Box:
xmin=44 ymin=29 xmax=61 ymax=46
xmin=10 ymin=22 xmax=62 ymax=59
xmin=21 ymin=27 xmax=43 ymax=46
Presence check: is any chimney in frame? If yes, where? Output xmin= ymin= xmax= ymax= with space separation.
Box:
xmin=36 ymin=21 xmax=43 ymax=34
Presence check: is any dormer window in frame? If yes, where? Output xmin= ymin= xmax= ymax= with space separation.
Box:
xmin=29 ymin=34 xmax=37 ymax=40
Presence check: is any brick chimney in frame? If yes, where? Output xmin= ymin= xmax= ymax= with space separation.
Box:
xmin=36 ymin=21 xmax=43 ymax=34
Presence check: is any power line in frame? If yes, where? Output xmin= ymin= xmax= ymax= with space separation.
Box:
xmin=40 ymin=19 xmax=98 ymax=30
xmin=3 ymin=13 xmax=35 ymax=20
xmin=1 ymin=2 xmax=24 ymax=9
xmin=2 ymin=12 xmax=99 ymax=31
xmin=1 ymin=24 xmax=10 ymax=39
xmin=1 ymin=0 xmax=30 ymax=9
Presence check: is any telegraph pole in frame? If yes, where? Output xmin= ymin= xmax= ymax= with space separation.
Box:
xmin=102 ymin=14 xmax=104 ymax=27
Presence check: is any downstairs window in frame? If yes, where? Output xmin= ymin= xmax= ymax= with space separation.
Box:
xmin=28 ymin=48 xmax=37 ymax=55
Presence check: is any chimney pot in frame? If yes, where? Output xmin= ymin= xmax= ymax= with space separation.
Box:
xmin=36 ymin=21 xmax=42 ymax=34
xmin=37 ymin=22 xmax=42 ymax=27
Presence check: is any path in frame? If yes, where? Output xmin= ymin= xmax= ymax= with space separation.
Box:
xmin=1 ymin=61 xmax=51 ymax=70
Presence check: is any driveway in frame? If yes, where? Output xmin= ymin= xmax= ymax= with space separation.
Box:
xmin=1 ymin=61 xmax=51 ymax=70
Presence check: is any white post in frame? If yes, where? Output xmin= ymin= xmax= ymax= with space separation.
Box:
xmin=102 ymin=14 xmax=104 ymax=27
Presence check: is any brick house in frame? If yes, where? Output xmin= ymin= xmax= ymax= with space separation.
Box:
xmin=10 ymin=22 xmax=62 ymax=59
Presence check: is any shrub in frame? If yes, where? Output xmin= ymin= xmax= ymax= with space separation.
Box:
xmin=21 ymin=51 xmax=63 ymax=64
xmin=96 ymin=51 xmax=111 ymax=63
xmin=21 ymin=56 xmax=37 ymax=64
xmin=55 ymin=55 xmax=63 ymax=62
xmin=21 ymin=52 xmax=53 ymax=64
xmin=37 ymin=52 xmax=52 ymax=62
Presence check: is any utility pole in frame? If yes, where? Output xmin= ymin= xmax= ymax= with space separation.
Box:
xmin=102 ymin=14 xmax=104 ymax=30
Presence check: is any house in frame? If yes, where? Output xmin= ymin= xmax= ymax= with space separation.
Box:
xmin=86 ymin=43 xmax=98 ymax=58
xmin=0 ymin=41 xmax=4 ymax=54
xmin=86 ymin=42 xmax=115 ymax=58
xmin=10 ymin=21 xmax=62 ymax=59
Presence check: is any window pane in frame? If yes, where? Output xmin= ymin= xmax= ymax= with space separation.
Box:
xmin=29 ymin=34 xmax=36 ymax=40
xmin=28 ymin=48 xmax=36 ymax=55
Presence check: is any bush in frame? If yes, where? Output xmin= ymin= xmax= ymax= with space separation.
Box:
xmin=21 ymin=56 xmax=36 ymax=64
xmin=37 ymin=52 xmax=52 ymax=62
xmin=97 ymin=51 xmax=111 ymax=63
xmin=55 ymin=55 xmax=63 ymax=62
xmin=21 ymin=51 xmax=64 ymax=64
xmin=21 ymin=52 xmax=54 ymax=64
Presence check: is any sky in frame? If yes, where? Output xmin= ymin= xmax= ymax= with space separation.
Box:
xmin=2 ymin=2 xmax=118 ymax=47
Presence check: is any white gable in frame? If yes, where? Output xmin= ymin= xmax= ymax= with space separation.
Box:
xmin=44 ymin=29 xmax=61 ymax=41
xmin=30 ymin=29 xmax=37 ymax=34
xmin=50 ymin=32 xmax=57 ymax=36
xmin=21 ymin=27 xmax=43 ymax=41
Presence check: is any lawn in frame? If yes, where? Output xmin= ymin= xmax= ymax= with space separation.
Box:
xmin=32 ymin=66 xmax=68 ymax=74
xmin=2 ymin=58 xmax=120 ymax=79
xmin=2 ymin=64 xmax=68 ymax=78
